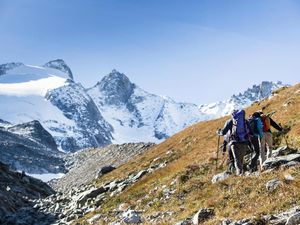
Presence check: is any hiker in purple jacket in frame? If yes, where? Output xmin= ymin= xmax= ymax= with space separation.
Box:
xmin=218 ymin=109 xmax=252 ymax=175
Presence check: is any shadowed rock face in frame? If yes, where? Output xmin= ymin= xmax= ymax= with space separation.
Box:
xmin=0 ymin=120 xmax=66 ymax=174
xmin=44 ymin=59 xmax=74 ymax=80
xmin=0 ymin=162 xmax=56 ymax=225
xmin=96 ymin=69 xmax=136 ymax=107
xmin=8 ymin=120 xmax=58 ymax=150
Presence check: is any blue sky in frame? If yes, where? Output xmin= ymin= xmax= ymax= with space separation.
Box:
xmin=0 ymin=0 xmax=300 ymax=103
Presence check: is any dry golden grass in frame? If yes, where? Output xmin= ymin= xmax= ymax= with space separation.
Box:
xmin=78 ymin=83 xmax=300 ymax=224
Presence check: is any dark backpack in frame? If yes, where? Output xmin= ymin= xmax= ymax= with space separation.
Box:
xmin=231 ymin=110 xmax=249 ymax=142
xmin=249 ymin=117 xmax=259 ymax=135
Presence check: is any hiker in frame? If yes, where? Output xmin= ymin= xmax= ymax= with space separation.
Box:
xmin=217 ymin=109 xmax=252 ymax=175
xmin=259 ymin=112 xmax=283 ymax=165
xmin=221 ymin=131 xmax=235 ymax=173
xmin=248 ymin=112 xmax=263 ymax=172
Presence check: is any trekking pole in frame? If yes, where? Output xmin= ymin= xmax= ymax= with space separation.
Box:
xmin=220 ymin=151 xmax=227 ymax=168
xmin=216 ymin=133 xmax=221 ymax=171
xmin=283 ymin=133 xmax=289 ymax=148
xmin=279 ymin=123 xmax=289 ymax=148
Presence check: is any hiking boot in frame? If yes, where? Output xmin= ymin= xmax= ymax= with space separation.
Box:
xmin=246 ymin=165 xmax=256 ymax=173
xmin=227 ymin=163 xmax=235 ymax=174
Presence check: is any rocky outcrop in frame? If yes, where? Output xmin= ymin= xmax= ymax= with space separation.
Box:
xmin=0 ymin=121 xmax=66 ymax=174
xmin=44 ymin=59 xmax=74 ymax=80
xmin=0 ymin=162 xmax=55 ymax=225
xmin=96 ymin=165 xmax=116 ymax=179
xmin=266 ymin=179 xmax=281 ymax=192
xmin=7 ymin=120 xmax=58 ymax=151
xmin=262 ymin=153 xmax=300 ymax=170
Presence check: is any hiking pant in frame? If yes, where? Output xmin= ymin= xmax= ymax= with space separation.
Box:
xmin=226 ymin=142 xmax=235 ymax=173
xmin=260 ymin=132 xmax=273 ymax=165
xmin=249 ymin=136 xmax=260 ymax=170
xmin=231 ymin=142 xmax=248 ymax=175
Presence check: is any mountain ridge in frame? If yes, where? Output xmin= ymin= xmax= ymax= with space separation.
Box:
xmin=0 ymin=60 xmax=287 ymax=152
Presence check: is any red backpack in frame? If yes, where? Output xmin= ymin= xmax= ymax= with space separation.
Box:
xmin=261 ymin=114 xmax=271 ymax=132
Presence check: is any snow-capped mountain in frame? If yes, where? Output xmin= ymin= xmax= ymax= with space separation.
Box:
xmin=199 ymin=81 xmax=285 ymax=119
xmin=0 ymin=60 xmax=112 ymax=152
xmin=0 ymin=60 xmax=286 ymax=152
xmin=88 ymin=71 xmax=285 ymax=143
xmin=87 ymin=70 xmax=209 ymax=143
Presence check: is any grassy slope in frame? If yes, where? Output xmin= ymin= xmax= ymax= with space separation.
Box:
xmin=79 ymin=83 xmax=300 ymax=224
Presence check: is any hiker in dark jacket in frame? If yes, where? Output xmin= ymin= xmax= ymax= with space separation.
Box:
xmin=259 ymin=112 xmax=283 ymax=166
xmin=248 ymin=112 xmax=263 ymax=172
xmin=218 ymin=109 xmax=252 ymax=175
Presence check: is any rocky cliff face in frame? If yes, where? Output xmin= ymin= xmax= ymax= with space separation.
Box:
xmin=7 ymin=120 xmax=58 ymax=151
xmin=0 ymin=120 xmax=66 ymax=174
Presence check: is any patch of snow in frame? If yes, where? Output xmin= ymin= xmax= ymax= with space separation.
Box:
xmin=0 ymin=76 xmax=67 ymax=96
xmin=27 ymin=172 xmax=65 ymax=182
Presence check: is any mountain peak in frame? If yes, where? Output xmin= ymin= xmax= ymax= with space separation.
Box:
xmin=108 ymin=69 xmax=130 ymax=81
xmin=95 ymin=70 xmax=135 ymax=106
xmin=232 ymin=80 xmax=285 ymax=102
xmin=44 ymin=59 xmax=73 ymax=80
xmin=0 ymin=62 xmax=24 ymax=76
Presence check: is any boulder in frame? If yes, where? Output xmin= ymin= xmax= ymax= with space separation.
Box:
xmin=284 ymin=174 xmax=295 ymax=182
xmin=266 ymin=179 xmax=281 ymax=191
xmin=122 ymin=210 xmax=142 ymax=224
xmin=286 ymin=212 xmax=300 ymax=225
xmin=272 ymin=146 xmax=297 ymax=157
xmin=96 ymin=165 xmax=116 ymax=179
xmin=75 ymin=186 xmax=108 ymax=205
xmin=132 ymin=170 xmax=148 ymax=182
xmin=192 ymin=208 xmax=214 ymax=224
xmin=262 ymin=154 xmax=300 ymax=170
xmin=212 ymin=171 xmax=231 ymax=183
